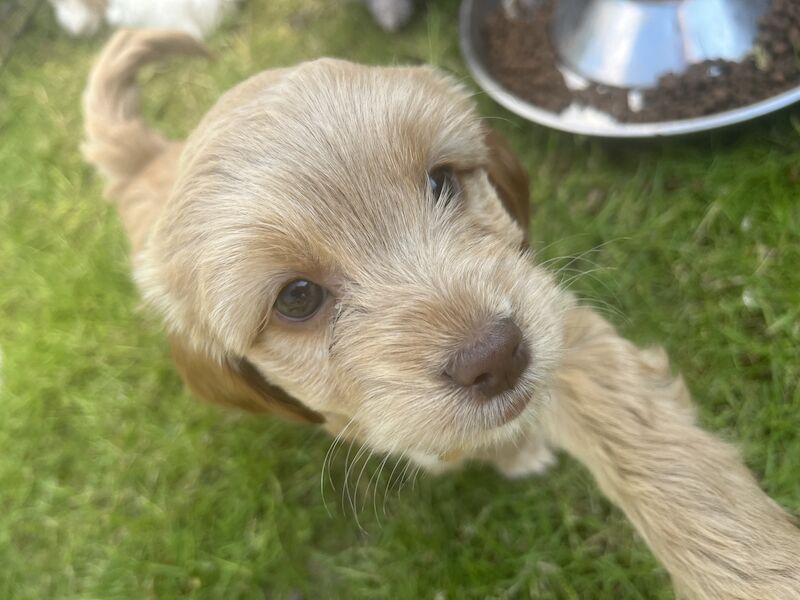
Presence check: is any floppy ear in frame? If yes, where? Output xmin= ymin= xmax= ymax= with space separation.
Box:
xmin=484 ymin=128 xmax=531 ymax=243
xmin=168 ymin=334 xmax=325 ymax=424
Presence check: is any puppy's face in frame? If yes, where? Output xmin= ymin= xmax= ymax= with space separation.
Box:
xmin=137 ymin=60 xmax=568 ymax=456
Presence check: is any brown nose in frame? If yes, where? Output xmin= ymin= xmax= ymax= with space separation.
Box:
xmin=444 ymin=318 xmax=529 ymax=398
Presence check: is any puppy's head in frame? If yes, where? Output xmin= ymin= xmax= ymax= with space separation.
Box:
xmin=137 ymin=60 xmax=568 ymax=455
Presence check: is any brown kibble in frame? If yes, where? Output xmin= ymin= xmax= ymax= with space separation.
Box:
xmin=484 ymin=1 xmax=572 ymax=114
xmin=483 ymin=0 xmax=800 ymax=123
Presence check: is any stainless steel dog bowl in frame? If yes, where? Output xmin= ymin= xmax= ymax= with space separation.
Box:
xmin=460 ymin=0 xmax=800 ymax=137
xmin=553 ymin=0 xmax=770 ymax=89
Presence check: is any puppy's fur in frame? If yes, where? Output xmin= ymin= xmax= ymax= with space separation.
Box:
xmin=546 ymin=309 xmax=800 ymax=599
xmin=84 ymin=31 xmax=800 ymax=598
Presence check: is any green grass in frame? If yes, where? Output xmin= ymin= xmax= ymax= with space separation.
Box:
xmin=1 ymin=1 xmax=799 ymax=597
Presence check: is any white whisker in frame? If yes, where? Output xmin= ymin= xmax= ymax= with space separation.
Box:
xmin=320 ymin=417 xmax=357 ymax=517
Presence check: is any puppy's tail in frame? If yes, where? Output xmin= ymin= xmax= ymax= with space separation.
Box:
xmin=83 ymin=29 xmax=209 ymax=189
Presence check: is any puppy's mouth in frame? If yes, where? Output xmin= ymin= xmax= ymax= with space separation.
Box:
xmin=468 ymin=381 xmax=535 ymax=430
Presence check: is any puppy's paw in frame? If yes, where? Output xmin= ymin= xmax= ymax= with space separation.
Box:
xmin=407 ymin=450 xmax=463 ymax=476
xmin=493 ymin=441 xmax=557 ymax=479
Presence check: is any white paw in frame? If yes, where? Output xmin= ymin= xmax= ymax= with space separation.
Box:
xmin=495 ymin=442 xmax=557 ymax=479
xmin=407 ymin=450 xmax=463 ymax=476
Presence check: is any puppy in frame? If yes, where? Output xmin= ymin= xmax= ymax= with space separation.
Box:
xmin=84 ymin=29 xmax=565 ymax=477
xmin=84 ymin=31 xmax=800 ymax=597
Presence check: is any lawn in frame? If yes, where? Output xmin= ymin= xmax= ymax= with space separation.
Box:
xmin=1 ymin=1 xmax=798 ymax=598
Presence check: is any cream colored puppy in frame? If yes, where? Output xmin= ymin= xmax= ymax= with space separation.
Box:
xmin=84 ymin=30 xmax=564 ymax=477
xmin=84 ymin=31 xmax=800 ymax=598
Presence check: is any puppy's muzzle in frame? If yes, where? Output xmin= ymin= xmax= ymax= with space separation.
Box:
xmin=444 ymin=318 xmax=530 ymax=399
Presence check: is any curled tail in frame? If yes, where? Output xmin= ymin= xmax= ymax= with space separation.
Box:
xmin=83 ymin=29 xmax=209 ymax=190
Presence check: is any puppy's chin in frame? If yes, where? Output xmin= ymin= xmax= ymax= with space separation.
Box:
xmin=456 ymin=380 xmax=550 ymax=450
xmin=356 ymin=377 xmax=550 ymax=460
xmin=468 ymin=382 xmax=536 ymax=430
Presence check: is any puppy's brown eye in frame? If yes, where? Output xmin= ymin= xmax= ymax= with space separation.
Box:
xmin=275 ymin=279 xmax=325 ymax=321
xmin=428 ymin=167 xmax=457 ymax=204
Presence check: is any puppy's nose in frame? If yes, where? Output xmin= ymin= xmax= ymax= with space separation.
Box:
xmin=445 ymin=318 xmax=529 ymax=398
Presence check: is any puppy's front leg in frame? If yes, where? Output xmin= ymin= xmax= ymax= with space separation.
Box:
xmin=543 ymin=307 xmax=800 ymax=599
xmin=406 ymin=439 xmax=555 ymax=478
xmin=481 ymin=430 xmax=557 ymax=479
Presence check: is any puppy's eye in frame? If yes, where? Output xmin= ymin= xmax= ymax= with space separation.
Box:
xmin=275 ymin=279 xmax=326 ymax=321
xmin=428 ymin=167 xmax=457 ymax=204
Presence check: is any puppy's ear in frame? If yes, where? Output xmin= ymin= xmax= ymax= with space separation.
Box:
xmin=168 ymin=334 xmax=325 ymax=424
xmin=484 ymin=128 xmax=531 ymax=242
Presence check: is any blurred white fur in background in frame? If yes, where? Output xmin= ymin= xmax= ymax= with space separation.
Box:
xmin=50 ymin=0 xmax=418 ymax=37
xmin=49 ymin=0 xmax=240 ymax=39
xmin=364 ymin=0 xmax=415 ymax=31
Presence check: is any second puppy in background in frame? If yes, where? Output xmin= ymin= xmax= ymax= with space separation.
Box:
xmin=50 ymin=0 xmax=240 ymax=38
xmin=51 ymin=0 xmax=418 ymax=37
